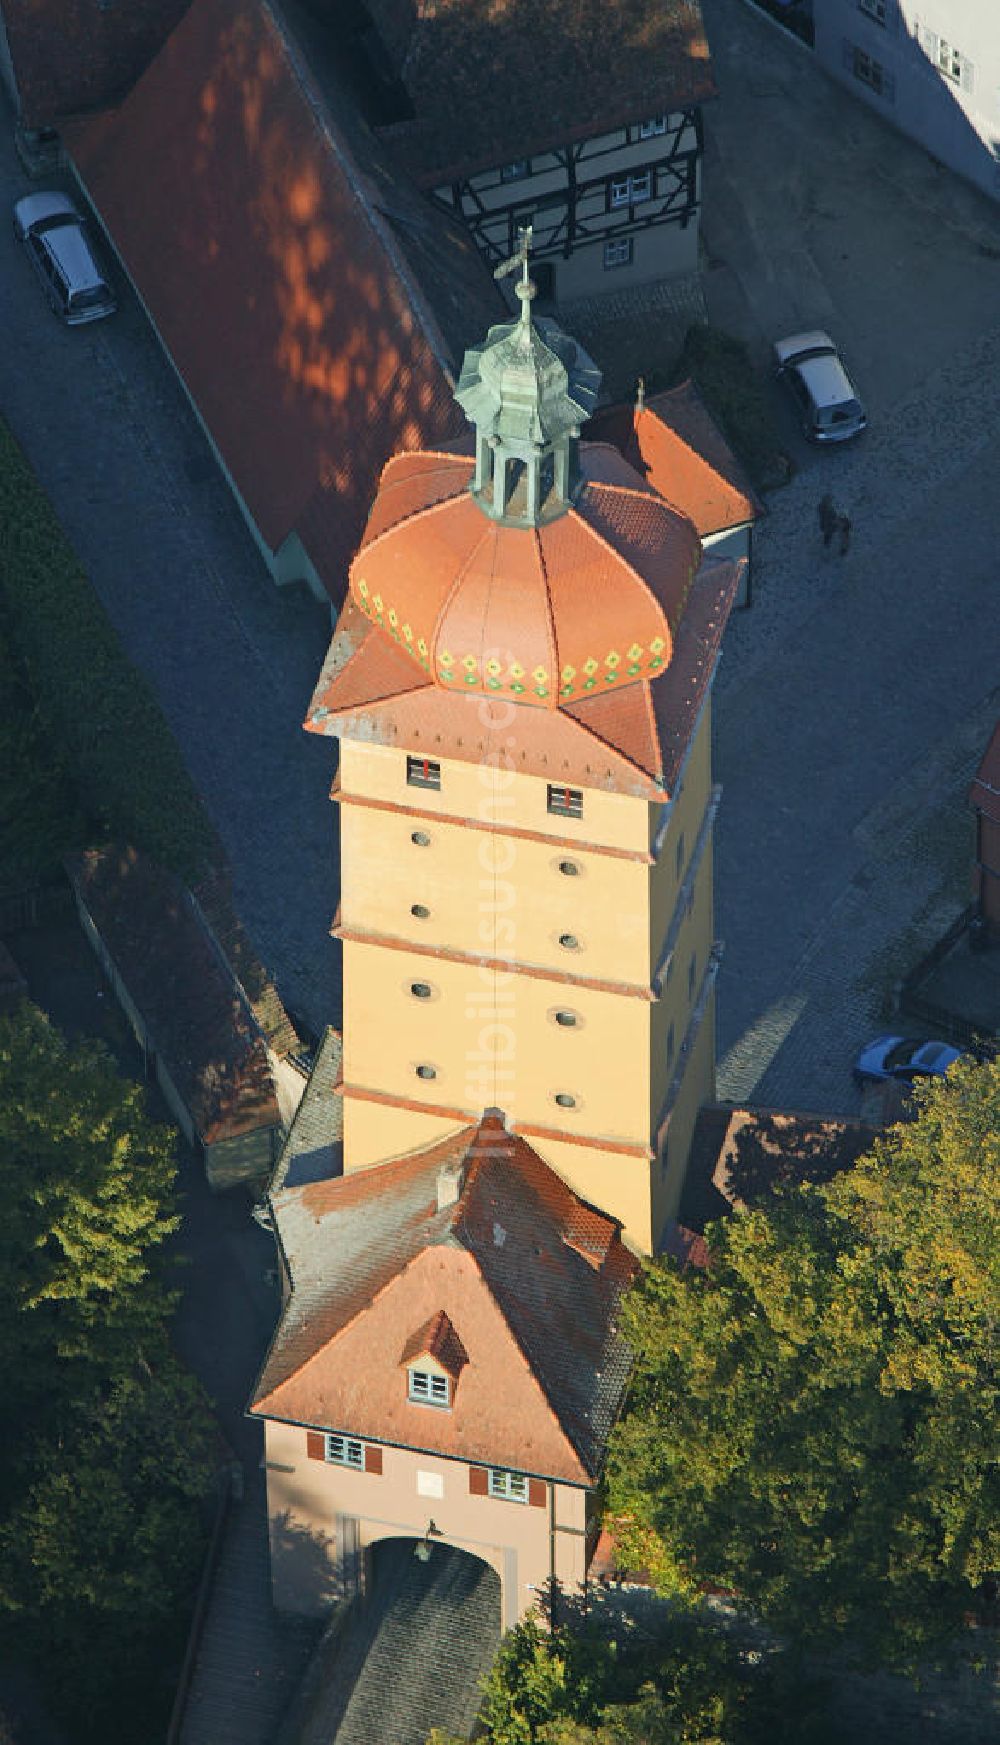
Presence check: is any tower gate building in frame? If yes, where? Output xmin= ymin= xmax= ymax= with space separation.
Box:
xmin=251 ymin=253 xmax=742 ymax=1627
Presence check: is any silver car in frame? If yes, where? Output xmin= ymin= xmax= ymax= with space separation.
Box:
xmin=773 ymin=330 xmax=867 ymax=443
xmin=13 ymin=191 xmax=116 ymax=325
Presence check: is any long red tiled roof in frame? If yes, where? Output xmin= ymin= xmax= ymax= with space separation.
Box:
xmin=64 ymin=0 xmax=502 ymax=595
xmin=251 ymin=1111 xmax=637 ymax=1483
xmin=363 ymin=0 xmax=717 ymax=187
xmin=588 ymin=382 xmax=762 ymax=539
xmin=0 ymin=0 xmax=188 ymax=129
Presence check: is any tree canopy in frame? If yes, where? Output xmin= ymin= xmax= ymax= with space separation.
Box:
xmin=606 ymin=1060 xmax=1000 ymax=1669
xmin=0 ymin=1002 xmax=216 ymax=1742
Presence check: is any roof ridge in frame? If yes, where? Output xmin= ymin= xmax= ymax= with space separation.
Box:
xmin=265 ymin=0 xmax=461 ymax=387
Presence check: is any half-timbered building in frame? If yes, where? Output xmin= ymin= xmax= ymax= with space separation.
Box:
xmin=333 ymin=0 xmax=717 ymax=301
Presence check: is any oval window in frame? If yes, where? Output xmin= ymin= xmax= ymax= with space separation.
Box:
xmin=411 ymin=831 xmax=432 ymax=847
xmin=557 ymin=859 xmax=581 ymax=877
xmin=558 ymin=933 xmax=580 ymax=951
xmin=410 ymin=982 xmax=433 ymax=999
xmin=554 ymin=1010 xmax=578 ymax=1028
xmin=411 ymin=904 xmax=430 ymax=919
xmin=415 ymin=1064 xmax=437 ymax=1081
xmin=554 ymin=1092 xmax=577 ymax=1109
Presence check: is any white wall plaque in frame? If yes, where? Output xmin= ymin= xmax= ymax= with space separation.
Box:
xmin=416 ymin=1469 xmax=445 ymax=1499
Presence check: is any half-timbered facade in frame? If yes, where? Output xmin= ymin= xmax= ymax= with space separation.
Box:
xmin=341 ymin=0 xmax=717 ymax=301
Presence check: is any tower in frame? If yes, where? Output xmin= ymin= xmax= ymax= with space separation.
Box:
xmin=306 ymin=249 xmax=741 ymax=1254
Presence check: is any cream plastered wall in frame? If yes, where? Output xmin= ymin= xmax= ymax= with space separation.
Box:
xmin=653 ymin=982 xmax=717 ymax=1242
xmin=342 ymin=938 xmax=653 ymax=1146
xmin=338 ymin=740 xmax=650 ymax=853
xmin=648 ymin=847 xmax=714 ymax=1129
xmin=553 ymin=213 xmax=700 ymax=301
xmin=264 ymin=1419 xmax=589 ymax=1627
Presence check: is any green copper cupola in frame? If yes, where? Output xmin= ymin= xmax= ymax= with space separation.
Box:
xmin=454 ymin=231 xmax=601 ymax=527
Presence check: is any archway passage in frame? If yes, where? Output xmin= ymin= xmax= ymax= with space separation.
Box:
xmin=299 ymin=1538 xmax=502 ymax=1744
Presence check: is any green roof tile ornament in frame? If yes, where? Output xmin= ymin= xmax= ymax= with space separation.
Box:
xmin=454 ymin=225 xmax=602 ymax=526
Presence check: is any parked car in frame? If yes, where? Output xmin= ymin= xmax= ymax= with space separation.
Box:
xmin=853 ymin=1034 xmax=966 ymax=1086
xmin=13 ymin=191 xmax=116 ymax=325
xmin=773 ymin=330 xmax=867 ymax=443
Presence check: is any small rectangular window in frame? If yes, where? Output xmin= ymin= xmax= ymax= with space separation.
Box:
xmin=488 ymin=1468 xmax=529 ymax=1502
xmin=847 ymin=41 xmax=894 ymax=99
xmin=547 ymin=784 xmax=583 ymax=819
xmin=630 ymin=169 xmax=652 ymax=204
xmin=500 ymin=159 xmax=530 ymax=182
xmin=407 ymin=755 xmax=441 ymax=791
xmin=408 ymin=1368 xmax=451 ymax=1407
xmin=638 ymin=115 xmax=667 ymax=138
xmin=609 ymin=176 xmax=631 ymax=209
xmin=325 ymin=1433 xmax=364 ymax=1468
xmin=603 ymin=237 xmax=633 ymax=269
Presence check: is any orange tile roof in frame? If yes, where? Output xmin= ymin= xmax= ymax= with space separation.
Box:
xmin=251 ymin=1111 xmax=638 ymax=1482
xmin=308 ymin=550 xmax=743 ymax=798
xmin=399 ymin=1310 xmax=469 ymax=1380
xmin=347 ymin=442 xmax=700 ymax=708
xmin=588 ymin=382 xmax=762 ymax=538
xmin=64 ymin=0 xmax=502 ymax=593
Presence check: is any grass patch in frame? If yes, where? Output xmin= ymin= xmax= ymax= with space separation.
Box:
xmin=669 ymin=324 xmax=793 ymax=494
xmin=0 ymin=419 xmax=216 ymax=884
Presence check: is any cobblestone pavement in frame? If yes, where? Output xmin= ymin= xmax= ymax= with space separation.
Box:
xmin=0 ymin=125 xmax=340 ymax=1039
xmin=701 ymin=0 xmax=1000 ymax=1110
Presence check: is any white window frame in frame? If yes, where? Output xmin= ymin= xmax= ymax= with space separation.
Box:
xmin=500 ymin=159 xmax=530 ymax=182
xmin=609 ymin=175 xmax=631 ymax=209
xmin=603 ymin=237 xmax=633 ymax=270
xmin=325 ymin=1433 xmax=364 ymax=1469
xmin=937 ymin=38 xmax=972 ymax=89
xmin=630 ymin=169 xmax=653 ymax=204
xmin=638 ymin=115 xmax=667 ymax=138
xmin=488 ymin=1467 xmax=529 ymax=1503
xmin=408 ymin=1367 xmax=451 ymax=1408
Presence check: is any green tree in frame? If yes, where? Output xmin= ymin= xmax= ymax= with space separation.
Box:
xmin=607 ymin=1061 xmax=1000 ymax=1668
xmin=0 ymin=1003 xmax=180 ymax=1439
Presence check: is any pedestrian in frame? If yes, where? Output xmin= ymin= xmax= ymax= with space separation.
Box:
xmin=838 ymin=513 xmax=852 ymax=557
xmin=818 ymin=493 xmax=838 ymax=549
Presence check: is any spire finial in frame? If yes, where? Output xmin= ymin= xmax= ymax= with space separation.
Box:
xmin=636 ymin=375 xmax=646 ymax=413
xmin=494 ymin=224 xmax=536 ymax=336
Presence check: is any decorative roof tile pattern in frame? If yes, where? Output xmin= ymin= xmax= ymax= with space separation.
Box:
xmin=64 ymin=0 xmax=502 ymax=597
xmin=252 ymin=1112 xmax=637 ymax=1482
xmin=65 ymin=846 xmax=282 ymax=1145
xmin=588 ymin=382 xmax=762 ymax=539
xmin=362 ymin=0 xmax=717 ymax=186
xmin=346 ymin=442 xmax=700 ymax=709
xmin=307 ymin=553 xmax=742 ymax=797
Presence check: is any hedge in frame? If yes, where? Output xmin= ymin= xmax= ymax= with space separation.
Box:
xmin=0 ymin=420 xmax=216 ymax=883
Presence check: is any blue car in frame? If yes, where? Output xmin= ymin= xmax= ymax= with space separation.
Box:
xmin=853 ymin=1035 xmax=965 ymax=1086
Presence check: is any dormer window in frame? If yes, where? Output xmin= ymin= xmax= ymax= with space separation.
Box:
xmin=408 ymin=1368 xmax=451 ymax=1408
xmin=400 ymin=1310 xmax=468 ymax=1410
